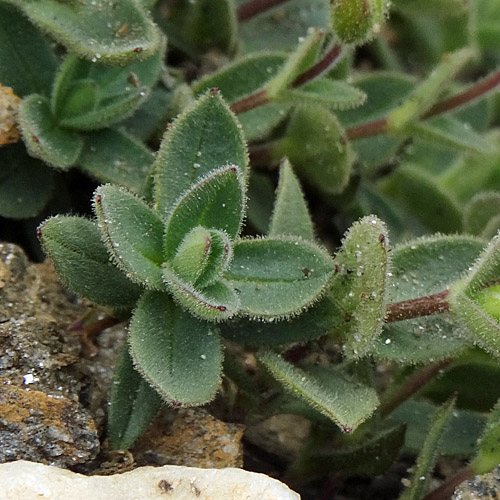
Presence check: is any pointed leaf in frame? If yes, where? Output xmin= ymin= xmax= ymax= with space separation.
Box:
xmin=465 ymin=191 xmax=500 ymax=237
xmin=274 ymin=105 xmax=353 ymax=195
xmin=449 ymin=233 xmax=500 ymax=358
xmin=374 ymin=235 xmax=484 ymax=363
xmin=471 ymin=398 xmax=500 ymax=474
xmin=237 ymin=0 xmax=330 ymax=53
xmin=0 ymin=144 xmax=54 ymax=219
xmin=387 ymin=48 xmax=474 ymax=133
xmin=93 ymin=185 xmax=165 ymax=289
xmin=129 ymin=291 xmax=223 ymax=405
xmin=399 ymin=397 xmax=456 ymax=500
xmin=258 ymin=349 xmax=379 ymax=432
xmin=388 ymin=400 xmax=486 ymax=458
xmin=379 ymin=163 xmax=463 ymax=233
xmin=269 ymin=159 xmax=315 ymax=241
xmin=221 ymin=293 xmax=343 ymax=346
xmin=163 ymin=267 xmax=239 ymax=322
xmin=108 ymin=348 xmax=162 ymax=450
xmin=15 ymin=0 xmax=161 ymax=65
xmin=279 ymin=78 xmax=367 ymax=110
xmin=192 ymin=52 xmax=290 ymax=142
xmin=0 ymin=3 xmax=58 ymax=97
xmin=19 ymin=94 xmax=83 ymax=169
xmin=78 ymin=128 xmax=154 ymax=194
xmin=409 ymin=116 xmax=495 ymax=156
xmin=52 ymin=49 xmax=163 ymax=130
xmin=163 ymin=166 xmax=244 ymax=260
xmin=331 ymin=216 xmax=390 ymax=359
xmin=225 ymin=237 xmax=335 ymax=320
xmin=154 ymin=91 xmax=248 ymax=219
xmin=266 ymin=28 xmax=325 ymax=98
xmin=38 ymin=215 xmax=142 ymax=311
xmin=195 ymin=230 xmax=233 ymax=288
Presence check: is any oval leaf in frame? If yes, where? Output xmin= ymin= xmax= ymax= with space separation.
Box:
xmin=129 ymin=291 xmax=223 ymax=406
xmin=93 ymin=185 xmax=165 ymax=289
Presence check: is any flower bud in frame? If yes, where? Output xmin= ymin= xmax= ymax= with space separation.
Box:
xmin=330 ymin=0 xmax=386 ymax=45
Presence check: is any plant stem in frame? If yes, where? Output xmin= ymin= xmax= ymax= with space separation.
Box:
xmin=385 ymin=290 xmax=450 ymax=323
xmin=423 ymin=68 xmax=500 ymax=119
xmin=230 ymin=89 xmax=269 ymax=114
xmin=345 ymin=67 xmax=500 ymax=140
xmin=291 ymin=43 xmax=342 ymax=87
xmin=71 ymin=315 xmax=121 ymax=357
xmin=379 ymin=358 xmax=452 ymax=417
xmin=236 ymin=0 xmax=291 ymax=22
xmin=230 ymin=44 xmax=343 ymax=114
xmin=423 ymin=466 xmax=475 ymax=500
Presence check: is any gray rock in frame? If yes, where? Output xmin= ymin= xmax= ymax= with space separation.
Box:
xmin=453 ymin=466 xmax=500 ymax=500
xmin=0 ymin=460 xmax=301 ymax=500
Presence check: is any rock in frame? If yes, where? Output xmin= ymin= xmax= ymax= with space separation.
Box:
xmin=0 ymin=460 xmax=301 ymax=500
xmin=0 ymin=84 xmax=21 ymax=145
xmin=0 ymin=243 xmax=100 ymax=466
xmin=131 ymin=408 xmax=244 ymax=469
xmin=453 ymin=466 xmax=500 ymax=500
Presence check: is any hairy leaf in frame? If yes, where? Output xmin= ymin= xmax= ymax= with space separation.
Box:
xmin=163 ymin=166 xmax=244 ymax=260
xmin=52 ymin=49 xmax=163 ymax=130
xmin=0 ymin=145 xmax=54 ymax=219
xmin=108 ymin=348 xmax=162 ymax=450
xmin=39 ymin=215 xmax=142 ymax=311
xmin=269 ymin=159 xmax=315 ymax=241
xmin=399 ymin=397 xmax=455 ymax=500
xmin=192 ymin=52 xmax=290 ymax=142
xmin=0 ymin=3 xmax=58 ymax=97
xmin=14 ymin=0 xmax=161 ymax=65
xmin=163 ymin=268 xmax=239 ymax=321
xmin=388 ymin=399 xmax=486 ymax=458
xmin=279 ymin=78 xmax=366 ymax=110
xmin=78 ymin=129 xmax=153 ymax=194
xmin=19 ymin=94 xmax=83 ymax=169
xmin=129 ymin=291 xmax=223 ymax=405
xmin=154 ymin=91 xmax=248 ymax=218
xmin=93 ymin=185 xmax=165 ymax=289
xmin=471 ymin=398 xmax=500 ymax=474
xmin=375 ymin=235 xmax=484 ymax=363
xmin=220 ymin=293 xmax=343 ymax=346
xmin=226 ymin=237 xmax=335 ymax=320
xmin=465 ymin=191 xmax=500 ymax=237
xmin=275 ymin=105 xmax=353 ymax=195
xmin=258 ymin=349 xmax=379 ymax=432
xmin=331 ymin=216 xmax=390 ymax=359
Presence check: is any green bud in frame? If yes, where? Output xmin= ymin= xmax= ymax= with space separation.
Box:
xmin=171 ymin=226 xmax=212 ymax=284
xmin=330 ymin=0 xmax=386 ymax=45
xmin=474 ymin=285 xmax=500 ymax=322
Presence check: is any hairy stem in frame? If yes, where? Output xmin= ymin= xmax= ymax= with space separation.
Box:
xmin=385 ymin=290 xmax=450 ymax=323
xmin=379 ymin=358 xmax=452 ymax=417
xmin=345 ymin=67 xmax=500 ymax=140
xmin=230 ymin=44 xmax=343 ymax=114
xmin=423 ymin=466 xmax=475 ymax=500
xmin=237 ymin=0 xmax=291 ymax=22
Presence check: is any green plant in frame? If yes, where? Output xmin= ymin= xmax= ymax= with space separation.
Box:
xmin=4 ymin=0 xmax=500 ymax=499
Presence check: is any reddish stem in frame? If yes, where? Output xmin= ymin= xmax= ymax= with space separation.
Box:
xmin=291 ymin=43 xmax=342 ymax=88
xmin=385 ymin=290 xmax=450 ymax=323
xmin=71 ymin=315 xmax=121 ymax=357
xmin=230 ymin=89 xmax=269 ymax=114
xmin=423 ymin=68 xmax=500 ymax=119
xmin=379 ymin=359 xmax=452 ymax=417
xmin=423 ymin=466 xmax=475 ymax=500
xmin=237 ymin=0 xmax=291 ymax=22
xmin=346 ymin=117 xmax=388 ymax=140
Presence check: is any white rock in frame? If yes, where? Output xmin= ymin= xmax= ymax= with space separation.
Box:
xmin=0 ymin=460 xmax=301 ymax=500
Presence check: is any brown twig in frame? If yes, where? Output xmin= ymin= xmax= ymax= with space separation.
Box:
xmin=385 ymin=290 xmax=450 ymax=323
xmin=70 ymin=315 xmax=121 ymax=357
xmin=346 ymin=117 xmax=388 ymax=140
xmin=236 ymin=0 xmax=291 ymax=22
xmin=230 ymin=89 xmax=269 ymax=114
xmin=378 ymin=358 xmax=452 ymax=417
xmin=291 ymin=43 xmax=342 ymax=88
xmin=423 ymin=466 xmax=475 ymax=500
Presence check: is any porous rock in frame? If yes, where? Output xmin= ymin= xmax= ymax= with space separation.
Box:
xmin=0 ymin=243 xmax=99 ymax=466
xmin=453 ymin=465 xmax=500 ymax=500
xmin=0 ymin=460 xmax=301 ymax=500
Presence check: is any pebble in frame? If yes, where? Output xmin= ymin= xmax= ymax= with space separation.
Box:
xmin=0 ymin=460 xmax=301 ymax=500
